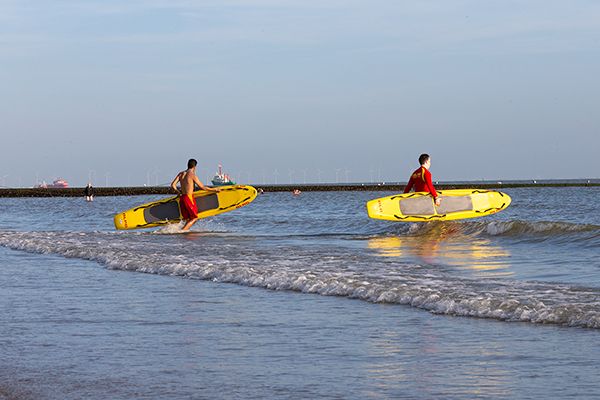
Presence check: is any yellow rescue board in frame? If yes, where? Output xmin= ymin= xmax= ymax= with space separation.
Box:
xmin=366 ymin=189 xmax=511 ymax=222
xmin=114 ymin=185 xmax=257 ymax=230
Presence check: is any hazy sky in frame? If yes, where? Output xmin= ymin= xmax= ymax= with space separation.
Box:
xmin=1 ymin=0 xmax=599 ymax=187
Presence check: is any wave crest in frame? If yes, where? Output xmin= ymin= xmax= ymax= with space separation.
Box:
xmin=1 ymin=230 xmax=599 ymax=329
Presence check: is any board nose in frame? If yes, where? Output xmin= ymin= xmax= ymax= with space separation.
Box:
xmin=366 ymin=199 xmax=382 ymax=219
xmin=114 ymin=213 xmax=128 ymax=230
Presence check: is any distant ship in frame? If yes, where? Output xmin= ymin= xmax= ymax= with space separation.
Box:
xmin=211 ymin=165 xmax=235 ymax=186
xmin=34 ymin=178 xmax=69 ymax=188
xmin=49 ymin=178 xmax=69 ymax=188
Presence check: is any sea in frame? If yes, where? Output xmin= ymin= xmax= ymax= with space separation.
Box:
xmin=1 ymin=187 xmax=599 ymax=399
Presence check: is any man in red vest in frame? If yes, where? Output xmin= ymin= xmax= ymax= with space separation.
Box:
xmin=404 ymin=153 xmax=441 ymax=206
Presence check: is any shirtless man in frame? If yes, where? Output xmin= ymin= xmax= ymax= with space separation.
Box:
xmin=170 ymin=159 xmax=220 ymax=231
xmin=404 ymin=153 xmax=441 ymax=206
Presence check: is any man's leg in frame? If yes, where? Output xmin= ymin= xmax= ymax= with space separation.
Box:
xmin=182 ymin=217 xmax=198 ymax=231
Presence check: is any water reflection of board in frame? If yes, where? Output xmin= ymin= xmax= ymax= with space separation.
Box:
xmin=366 ymin=189 xmax=511 ymax=222
xmin=114 ymin=185 xmax=257 ymax=230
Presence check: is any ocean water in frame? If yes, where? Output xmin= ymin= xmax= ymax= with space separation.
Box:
xmin=1 ymin=187 xmax=599 ymax=399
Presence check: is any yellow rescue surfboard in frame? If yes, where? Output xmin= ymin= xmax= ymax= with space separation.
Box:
xmin=114 ymin=185 xmax=257 ymax=230
xmin=366 ymin=189 xmax=511 ymax=222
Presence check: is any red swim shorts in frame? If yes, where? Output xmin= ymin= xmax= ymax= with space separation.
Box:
xmin=180 ymin=194 xmax=198 ymax=220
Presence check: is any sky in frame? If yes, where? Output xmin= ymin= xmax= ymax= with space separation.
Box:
xmin=1 ymin=0 xmax=599 ymax=187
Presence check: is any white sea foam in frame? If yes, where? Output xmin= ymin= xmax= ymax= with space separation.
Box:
xmin=153 ymin=222 xmax=186 ymax=234
xmin=151 ymin=219 xmax=229 ymax=235
xmin=1 ymin=230 xmax=599 ymax=329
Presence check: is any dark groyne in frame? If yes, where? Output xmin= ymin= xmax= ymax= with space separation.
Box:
xmin=0 ymin=182 xmax=598 ymax=197
xmin=0 ymin=187 xmax=174 ymax=198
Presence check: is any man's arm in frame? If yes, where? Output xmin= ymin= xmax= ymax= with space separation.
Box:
xmin=170 ymin=173 xmax=181 ymax=194
xmin=403 ymin=176 xmax=414 ymax=193
xmin=424 ymin=169 xmax=440 ymax=205
xmin=193 ymin=175 xmax=219 ymax=192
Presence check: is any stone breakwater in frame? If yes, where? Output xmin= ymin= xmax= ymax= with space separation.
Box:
xmin=0 ymin=182 xmax=598 ymax=197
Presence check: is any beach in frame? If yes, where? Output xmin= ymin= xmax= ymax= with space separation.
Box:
xmin=4 ymin=0 xmax=600 ymax=397
xmin=1 ymin=187 xmax=599 ymax=399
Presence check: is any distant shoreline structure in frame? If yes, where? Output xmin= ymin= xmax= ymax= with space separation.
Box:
xmin=0 ymin=180 xmax=598 ymax=197
xmin=33 ymin=178 xmax=69 ymax=189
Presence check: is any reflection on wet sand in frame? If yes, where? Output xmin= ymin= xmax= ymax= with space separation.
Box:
xmin=363 ymin=322 xmax=513 ymax=398
xmin=368 ymin=222 xmax=513 ymax=278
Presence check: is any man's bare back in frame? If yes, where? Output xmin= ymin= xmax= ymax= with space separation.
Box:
xmin=177 ymin=169 xmax=197 ymax=196
xmin=171 ymin=168 xmax=218 ymax=196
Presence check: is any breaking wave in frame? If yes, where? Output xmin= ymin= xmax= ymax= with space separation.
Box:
xmin=376 ymin=219 xmax=600 ymax=247
xmin=1 ymin=230 xmax=599 ymax=329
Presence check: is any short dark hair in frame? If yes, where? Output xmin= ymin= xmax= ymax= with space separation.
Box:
xmin=419 ymin=154 xmax=430 ymax=165
xmin=187 ymin=159 xmax=197 ymax=168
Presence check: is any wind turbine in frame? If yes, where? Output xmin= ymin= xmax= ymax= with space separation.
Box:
xmin=88 ymin=169 xmax=96 ymax=185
